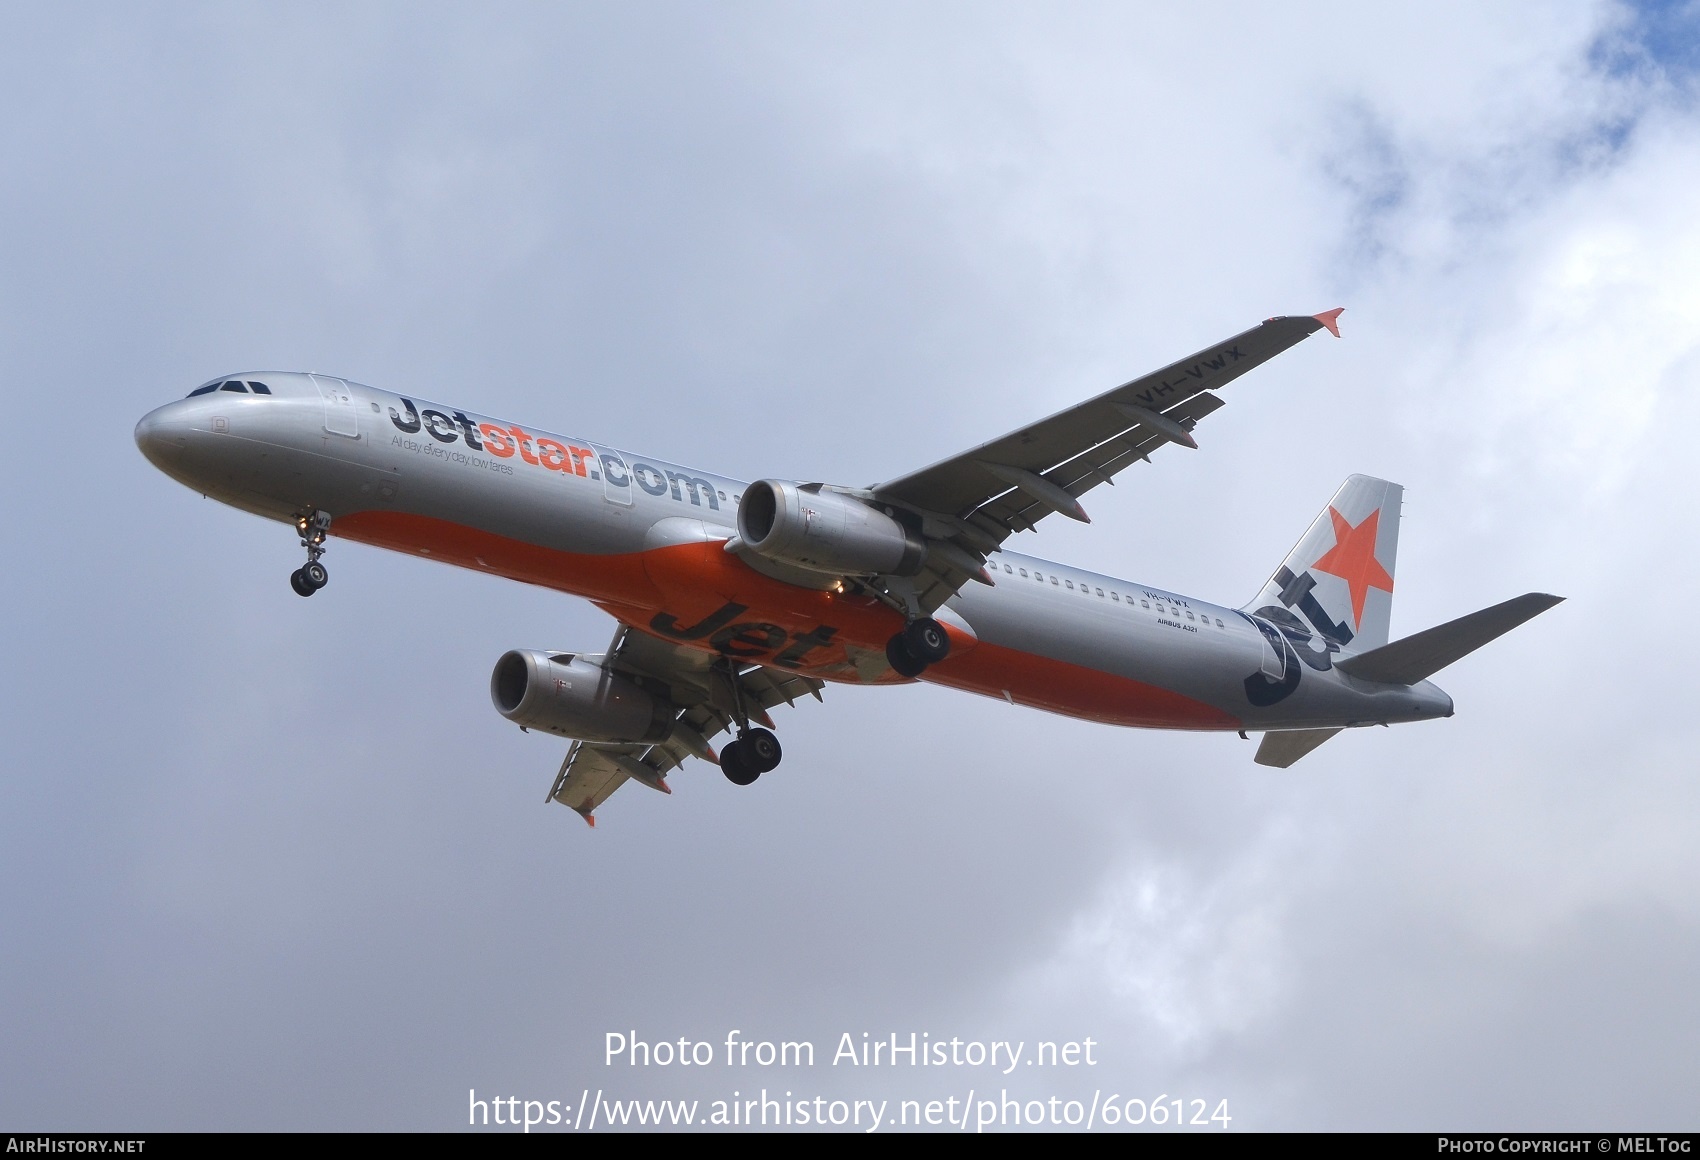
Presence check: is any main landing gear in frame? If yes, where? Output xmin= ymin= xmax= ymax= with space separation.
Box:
xmin=721 ymin=727 xmax=781 ymax=786
xmin=289 ymin=510 xmax=332 ymax=597
xmin=718 ymin=657 xmax=784 ymax=787
xmin=885 ymin=617 xmax=951 ymax=678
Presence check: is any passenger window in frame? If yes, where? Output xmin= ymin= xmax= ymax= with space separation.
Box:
xmin=1050 ymin=576 xmax=1059 ymax=586
xmin=1004 ymin=564 xmax=1013 ymax=573
xmin=1065 ymin=580 xmax=1074 ymax=590
xmin=1215 ymin=618 xmax=1224 ymax=627
xmin=1141 ymin=600 xmax=1150 ymax=609
xmin=1096 ymin=587 xmax=1104 ymax=597
xmin=1019 ymin=568 xmax=1028 ymax=578
xmin=1111 ymin=592 xmax=1119 ymax=602
xmin=247 ymin=381 xmax=272 ymax=394
xmin=1186 ymin=611 xmax=1195 ymax=620
xmin=219 ymin=380 xmax=248 ymax=393
xmin=187 ymin=384 xmax=218 ymax=397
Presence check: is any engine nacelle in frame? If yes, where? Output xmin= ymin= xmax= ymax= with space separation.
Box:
xmin=736 ymin=479 xmax=925 ymax=576
xmin=490 ymin=650 xmax=674 ymax=743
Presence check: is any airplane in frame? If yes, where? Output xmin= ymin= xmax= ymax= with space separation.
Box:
xmin=134 ymin=309 xmax=1561 ymax=824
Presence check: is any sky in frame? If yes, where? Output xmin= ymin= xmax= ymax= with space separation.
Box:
xmin=2 ymin=0 xmax=1697 ymax=1133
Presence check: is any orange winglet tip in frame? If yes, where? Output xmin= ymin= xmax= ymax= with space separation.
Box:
xmin=1313 ymin=307 xmax=1344 ymax=337
xmin=577 ymin=809 xmax=596 ymax=828
xmin=657 ymin=778 xmax=672 ymax=795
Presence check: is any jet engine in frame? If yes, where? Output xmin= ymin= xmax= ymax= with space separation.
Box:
xmin=490 ymin=650 xmax=675 ymax=743
xmin=736 ymin=480 xmax=925 ymax=576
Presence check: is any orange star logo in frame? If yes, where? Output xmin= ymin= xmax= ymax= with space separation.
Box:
xmin=1310 ymin=506 xmax=1394 ymax=629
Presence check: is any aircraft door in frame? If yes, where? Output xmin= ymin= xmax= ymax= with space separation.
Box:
xmin=591 ymin=443 xmax=634 ymax=506
xmin=309 ymin=375 xmax=359 ymax=439
xmin=1251 ymin=617 xmax=1286 ymax=680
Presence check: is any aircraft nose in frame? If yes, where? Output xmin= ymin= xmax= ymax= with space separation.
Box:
xmin=134 ymin=404 xmax=189 ymax=469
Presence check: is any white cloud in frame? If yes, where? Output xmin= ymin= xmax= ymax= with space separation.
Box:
xmin=3 ymin=0 xmax=1697 ymax=1130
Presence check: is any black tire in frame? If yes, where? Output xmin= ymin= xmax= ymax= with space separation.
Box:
xmin=904 ymin=617 xmax=951 ymax=664
xmin=290 ymin=569 xmax=316 ymax=598
xmin=742 ymin=727 xmax=782 ymax=773
xmin=303 ymin=561 xmax=329 ymax=589
xmin=720 ymin=740 xmax=761 ymax=786
xmin=885 ymin=633 xmax=927 ymax=678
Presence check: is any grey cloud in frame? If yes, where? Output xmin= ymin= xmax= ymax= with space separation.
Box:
xmin=0 ymin=0 xmax=1693 ymax=1131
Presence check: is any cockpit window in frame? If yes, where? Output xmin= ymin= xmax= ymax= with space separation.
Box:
xmin=188 ymin=378 xmax=272 ymax=397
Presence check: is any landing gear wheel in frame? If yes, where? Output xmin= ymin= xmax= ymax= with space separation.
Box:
xmin=292 ymin=510 xmax=333 ymax=598
xmin=903 ymin=617 xmax=951 ymax=664
xmin=885 ymin=633 xmax=928 ymax=678
xmin=741 ymin=727 xmax=782 ymax=773
xmin=720 ymin=740 xmax=761 ymax=786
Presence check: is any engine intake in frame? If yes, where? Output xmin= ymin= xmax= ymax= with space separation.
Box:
xmin=737 ymin=480 xmax=925 ymax=576
xmin=490 ymin=650 xmax=674 ymax=743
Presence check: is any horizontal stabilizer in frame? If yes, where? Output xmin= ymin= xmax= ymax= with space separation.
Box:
xmin=1255 ymin=728 xmax=1342 ymax=768
xmin=1335 ymin=593 xmax=1564 ymax=686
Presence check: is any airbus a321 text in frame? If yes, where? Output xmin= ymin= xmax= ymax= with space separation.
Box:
xmin=135 ymin=310 xmax=1560 ymax=824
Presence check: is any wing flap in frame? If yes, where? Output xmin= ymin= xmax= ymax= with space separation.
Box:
xmin=541 ymin=623 xmax=828 ymax=823
xmin=548 ymin=743 xmax=634 ymax=822
xmin=875 ymin=315 xmax=1329 ymax=519
xmin=974 ymin=391 xmax=1228 ymax=534
xmin=863 ymin=315 xmax=1333 ymax=616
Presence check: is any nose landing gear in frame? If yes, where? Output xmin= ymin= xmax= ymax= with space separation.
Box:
xmin=885 ymin=616 xmax=951 ymax=678
xmin=289 ymin=511 xmax=332 ymax=597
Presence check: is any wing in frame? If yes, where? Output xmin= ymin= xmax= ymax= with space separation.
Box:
xmin=546 ymin=623 xmax=825 ymax=825
xmin=868 ymin=312 xmax=1340 ymax=614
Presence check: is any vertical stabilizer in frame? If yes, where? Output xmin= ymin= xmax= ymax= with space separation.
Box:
xmin=1243 ymin=475 xmax=1402 ymax=653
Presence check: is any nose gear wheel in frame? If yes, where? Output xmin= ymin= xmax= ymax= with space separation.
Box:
xmin=290 ymin=510 xmax=332 ymax=597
